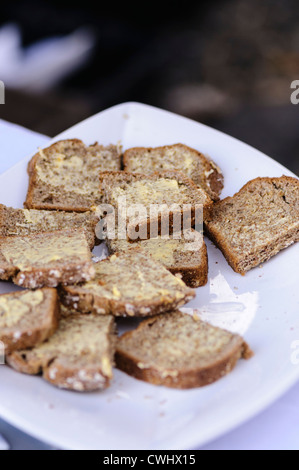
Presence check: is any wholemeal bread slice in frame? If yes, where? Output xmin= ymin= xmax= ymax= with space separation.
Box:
xmin=205 ymin=176 xmax=299 ymax=274
xmin=116 ymin=310 xmax=253 ymax=389
xmin=25 ymin=139 xmax=122 ymax=212
xmin=123 ymin=143 xmax=224 ymax=201
xmin=0 ymin=288 xmax=59 ymax=354
xmin=60 ymin=248 xmax=195 ymax=317
xmin=106 ymin=229 xmax=208 ymax=288
xmin=7 ymin=313 xmax=116 ymax=392
xmin=99 ymin=169 xmax=213 ymax=240
xmin=0 ymin=204 xmax=99 ymax=249
xmin=0 ymin=229 xmax=95 ymax=288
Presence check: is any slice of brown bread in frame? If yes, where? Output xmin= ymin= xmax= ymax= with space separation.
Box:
xmin=0 ymin=229 xmax=95 ymax=288
xmin=0 ymin=204 xmax=99 ymax=249
xmin=205 ymin=176 xmax=299 ymax=274
xmin=116 ymin=310 xmax=253 ymax=389
xmin=123 ymin=143 xmax=224 ymax=201
xmin=0 ymin=288 xmax=60 ymax=354
xmin=60 ymin=248 xmax=195 ymax=317
xmin=106 ymin=229 xmax=208 ymax=288
xmin=99 ymin=169 xmax=213 ymax=240
xmin=7 ymin=313 xmax=116 ymax=392
xmin=25 ymin=139 xmax=122 ymax=212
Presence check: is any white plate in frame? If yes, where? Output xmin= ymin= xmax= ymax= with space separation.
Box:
xmin=0 ymin=102 xmax=298 ymax=450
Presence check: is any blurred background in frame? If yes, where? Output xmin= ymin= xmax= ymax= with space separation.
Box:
xmin=0 ymin=0 xmax=298 ymax=174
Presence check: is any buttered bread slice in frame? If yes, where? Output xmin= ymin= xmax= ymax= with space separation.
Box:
xmin=0 ymin=204 xmax=99 ymax=249
xmin=116 ymin=310 xmax=253 ymax=389
xmin=0 ymin=288 xmax=59 ymax=354
xmin=123 ymin=143 xmax=224 ymax=201
xmin=205 ymin=176 xmax=299 ymax=274
xmin=60 ymin=248 xmax=195 ymax=317
xmin=25 ymin=139 xmax=122 ymax=212
xmin=99 ymin=170 xmax=213 ymax=240
xmin=0 ymin=229 xmax=95 ymax=288
xmin=7 ymin=313 xmax=116 ymax=392
xmin=107 ymin=229 xmax=208 ymax=288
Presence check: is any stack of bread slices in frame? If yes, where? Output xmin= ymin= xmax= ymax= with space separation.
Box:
xmin=1 ymin=138 xmax=298 ymax=392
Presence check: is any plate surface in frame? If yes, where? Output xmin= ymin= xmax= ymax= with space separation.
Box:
xmin=0 ymin=102 xmax=298 ymax=450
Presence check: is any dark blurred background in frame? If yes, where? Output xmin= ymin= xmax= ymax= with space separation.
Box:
xmin=0 ymin=0 xmax=298 ymax=174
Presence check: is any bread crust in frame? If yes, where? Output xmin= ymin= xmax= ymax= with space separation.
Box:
xmin=116 ymin=313 xmax=253 ymax=389
xmin=60 ymin=285 xmax=195 ymax=317
xmin=205 ymin=176 xmax=299 ymax=274
xmin=168 ymin=250 xmax=208 ymax=288
xmin=0 ymin=288 xmax=60 ymax=354
xmin=123 ymin=143 xmax=224 ymax=201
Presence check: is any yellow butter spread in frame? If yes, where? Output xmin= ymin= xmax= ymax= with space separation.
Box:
xmin=0 ymin=290 xmax=44 ymax=328
xmin=111 ymin=179 xmax=189 ymax=205
xmin=36 ymin=150 xmax=97 ymax=196
xmin=181 ymin=154 xmax=194 ymax=169
xmin=78 ymin=252 xmax=188 ymax=301
xmin=35 ymin=143 xmax=120 ymax=199
xmin=22 ymin=209 xmax=34 ymax=224
xmin=101 ymin=355 xmax=113 ymax=377
xmin=15 ymin=209 xmax=91 ymax=236
xmin=21 ymin=209 xmax=57 ymax=227
xmin=133 ymin=238 xmax=178 ymax=265
xmin=111 ymin=238 xmax=178 ymax=265
xmin=1 ymin=233 xmax=90 ymax=270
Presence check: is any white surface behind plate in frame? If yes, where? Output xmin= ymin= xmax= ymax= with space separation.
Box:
xmin=0 ymin=103 xmax=298 ymax=450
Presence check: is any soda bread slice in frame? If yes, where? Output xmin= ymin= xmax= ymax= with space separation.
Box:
xmin=99 ymin=170 xmax=213 ymax=239
xmin=0 ymin=204 xmax=99 ymax=249
xmin=123 ymin=143 xmax=224 ymax=201
xmin=60 ymin=248 xmax=195 ymax=317
xmin=106 ymin=229 xmax=208 ymax=288
xmin=116 ymin=310 xmax=253 ymax=389
xmin=25 ymin=139 xmax=122 ymax=212
xmin=0 ymin=288 xmax=60 ymax=354
xmin=0 ymin=229 xmax=95 ymax=288
xmin=7 ymin=314 xmax=116 ymax=392
xmin=205 ymin=176 xmax=299 ymax=274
